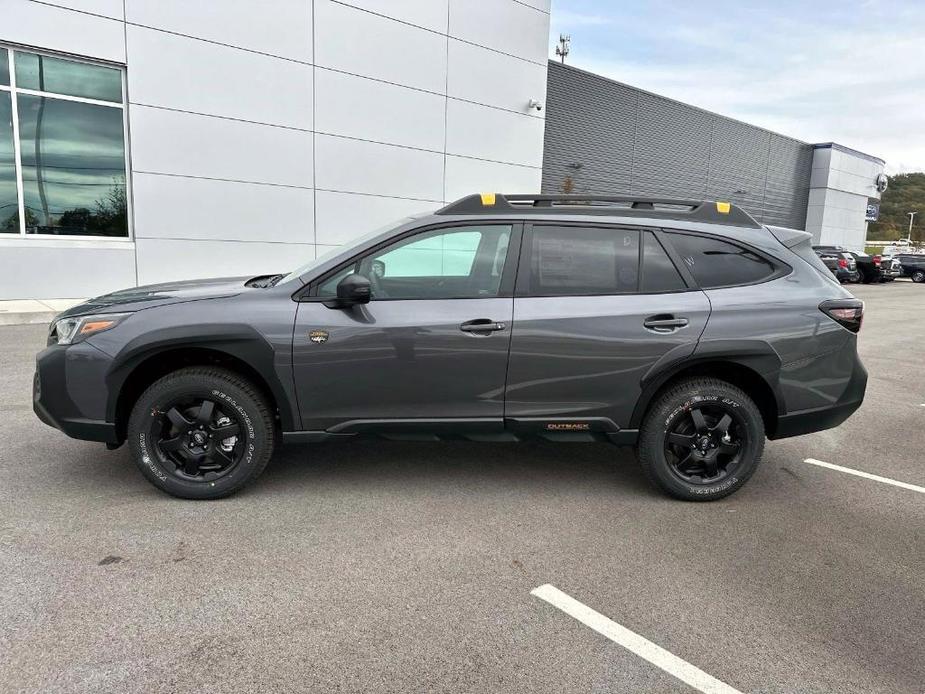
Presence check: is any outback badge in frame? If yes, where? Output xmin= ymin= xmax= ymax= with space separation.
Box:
xmin=309 ymin=330 xmax=329 ymax=344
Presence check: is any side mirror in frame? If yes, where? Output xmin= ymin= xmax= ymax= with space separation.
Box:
xmin=324 ymin=273 xmax=371 ymax=309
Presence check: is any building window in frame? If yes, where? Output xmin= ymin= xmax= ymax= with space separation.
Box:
xmin=0 ymin=47 xmax=128 ymax=238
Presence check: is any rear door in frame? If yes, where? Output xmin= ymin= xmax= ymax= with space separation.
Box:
xmin=504 ymin=224 xmax=710 ymax=431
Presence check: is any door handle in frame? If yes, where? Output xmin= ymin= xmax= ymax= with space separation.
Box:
xmin=460 ymin=318 xmax=507 ymax=334
xmin=643 ymin=315 xmax=689 ymax=333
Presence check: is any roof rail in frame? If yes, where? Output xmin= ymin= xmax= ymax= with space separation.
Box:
xmin=435 ymin=193 xmax=762 ymax=228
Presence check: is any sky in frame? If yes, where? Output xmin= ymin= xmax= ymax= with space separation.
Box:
xmin=548 ymin=0 xmax=925 ymax=173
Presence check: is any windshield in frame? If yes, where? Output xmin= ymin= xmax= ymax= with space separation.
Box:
xmin=277 ymin=217 xmax=415 ymax=285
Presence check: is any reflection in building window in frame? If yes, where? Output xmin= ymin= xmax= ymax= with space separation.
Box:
xmin=0 ymin=47 xmax=128 ymax=238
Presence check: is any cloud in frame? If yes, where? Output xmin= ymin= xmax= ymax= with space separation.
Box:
xmin=549 ymin=0 xmax=925 ymax=173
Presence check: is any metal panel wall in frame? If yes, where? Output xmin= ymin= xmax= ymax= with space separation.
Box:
xmin=542 ymin=62 xmax=813 ymax=229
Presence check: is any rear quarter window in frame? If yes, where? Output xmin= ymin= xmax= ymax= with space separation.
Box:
xmin=667 ymin=232 xmax=779 ymax=289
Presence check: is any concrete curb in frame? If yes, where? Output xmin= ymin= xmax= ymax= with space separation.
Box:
xmin=0 ymin=299 xmax=86 ymax=327
xmin=0 ymin=311 xmax=58 ymax=327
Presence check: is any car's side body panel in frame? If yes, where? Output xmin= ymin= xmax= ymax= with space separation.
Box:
xmin=291 ymin=298 xmax=514 ymax=430
xmin=504 ymin=291 xmax=711 ymax=429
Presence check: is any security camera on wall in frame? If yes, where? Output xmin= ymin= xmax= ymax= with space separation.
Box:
xmin=528 ymin=99 xmax=543 ymax=112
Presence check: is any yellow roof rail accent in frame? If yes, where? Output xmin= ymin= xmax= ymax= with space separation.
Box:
xmin=716 ymin=201 xmax=731 ymax=214
xmin=480 ymin=192 xmax=496 ymax=206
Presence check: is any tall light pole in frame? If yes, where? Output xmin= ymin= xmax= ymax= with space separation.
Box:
xmin=909 ymin=211 xmax=918 ymax=243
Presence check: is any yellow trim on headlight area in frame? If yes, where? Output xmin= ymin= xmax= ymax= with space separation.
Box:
xmin=480 ymin=192 xmax=496 ymax=206
xmin=716 ymin=201 xmax=731 ymax=214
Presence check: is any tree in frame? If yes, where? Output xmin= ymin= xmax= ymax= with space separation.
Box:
xmin=867 ymin=172 xmax=925 ymax=242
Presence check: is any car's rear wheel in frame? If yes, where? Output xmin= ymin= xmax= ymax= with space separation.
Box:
xmin=127 ymin=367 xmax=275 ymax=499
xmin=912 ymin=270 xmax=925 ymax=283
xmin=637 ymin=378 xmax=765 ymax=501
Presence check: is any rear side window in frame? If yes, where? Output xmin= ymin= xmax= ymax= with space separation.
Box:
xmin=667 ymin=233 xmax=777 ymax=288
xmin=523 ymin=225 xmax=639 ymax=296
xmin=641 ymin=231 xmax=686 ymax=292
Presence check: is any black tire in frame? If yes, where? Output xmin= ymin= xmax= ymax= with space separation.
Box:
xmin=636 ymin=378 xmax=765 ymax=501
xmin=127 ymin=367 xmax=275 ymax=499
xmin=912 ymin=270 xmax=925 ymax=283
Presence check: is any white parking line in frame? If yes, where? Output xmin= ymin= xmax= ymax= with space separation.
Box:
xmin=803 ymin=458 xmax=925 ymax=494
xmin=531 ymin=584 xmax=743 ymax=694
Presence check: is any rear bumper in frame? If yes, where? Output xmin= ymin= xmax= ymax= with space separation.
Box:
xmin=33 ymin=343 xmax=119 ymax=444
xmin=771 ymin=353 xmax=867 ymax=440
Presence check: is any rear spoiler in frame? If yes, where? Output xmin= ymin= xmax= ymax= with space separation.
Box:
xmin=766 ymin=225 xmax=813 ymax=249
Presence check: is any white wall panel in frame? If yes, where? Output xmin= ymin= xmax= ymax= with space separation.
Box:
xmin=127 ymin=26 xmax=312 ymax=129
xmin=446 ymin=100 xmax=545 ymax=167
xmin=315 ymin=134 xmax=444 ymax=201
xmin=129 ymin=105 xmax=313 ymax=186
xmin=40 ymin=0 xmax=123 ymax=20
xmin=315 ymin=190 xmax=437 ymax=245
xmin=449 ymin=0 xmax=548 ymax=64
xmin=314 ymin=69 xmax=444 ymax=151
xmin=0 ymin=0 xmax=124 ymax=62
xmin=314 ymin=0 xmax=447 ymax=93
xmin=125 ymin=0 xmax=312 ymax=62
xmin=135 ymin=239 xmax=313 ymax=284
xmin=447 ymin=38 xmax=546 ymax=115
xmin=133 ymin=173 xmax=314 ymax=244
xmin=0 ymin=243 xmax=135 ymax=299
xmin=338 ymin=0 xmax=448 ymax=33
xmin=444 ymin=155 xmax=541 ymax=201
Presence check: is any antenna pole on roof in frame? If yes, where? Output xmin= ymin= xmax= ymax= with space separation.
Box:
xmin=555 ymin=34 xmax=570 ymax=64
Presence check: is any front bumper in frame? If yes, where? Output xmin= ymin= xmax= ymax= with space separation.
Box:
xmin=33 ymin=342 xmax=119 ymax=444
xmin=771 ymin=352 xmax=867 ymax=440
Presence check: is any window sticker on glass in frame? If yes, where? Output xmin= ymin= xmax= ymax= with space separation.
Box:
xmin=531 ymin=227 xmax=639 ymax=295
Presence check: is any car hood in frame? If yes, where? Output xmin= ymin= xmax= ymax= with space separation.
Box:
xmin=57 ymin=276 xmax=252 ymax=318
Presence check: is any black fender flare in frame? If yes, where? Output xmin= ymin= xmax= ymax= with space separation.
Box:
xmin=105 ymin=323 xmax=298 ymax=432
xmin=628 ymin=339 xmax=784 ymax=431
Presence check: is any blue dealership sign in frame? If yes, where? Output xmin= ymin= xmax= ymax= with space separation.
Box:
xmin=865 ymin=203 xmax=879 ymax=222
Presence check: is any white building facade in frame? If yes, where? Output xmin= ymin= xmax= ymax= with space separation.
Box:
xmin=0 ymin=0 xmax=551 ymax=299
xmin=804 ymin=143 xmax=886 ymax=252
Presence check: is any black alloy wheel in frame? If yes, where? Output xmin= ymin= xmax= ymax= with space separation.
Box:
xmin=663 ymin=403 xmax=743 ymax=485
xmin=149 ymin=397 xmax=244 ymax=481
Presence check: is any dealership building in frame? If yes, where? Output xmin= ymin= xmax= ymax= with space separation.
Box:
xmin=0 ymin=0 xmax=885 ymax=300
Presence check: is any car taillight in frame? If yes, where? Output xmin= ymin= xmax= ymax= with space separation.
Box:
xmin=837 ymin=258 xmax=848 ymax=269
xmin=820 ymin=299 xmax=864 ymax=333
xmin=872 ymin=255 xmax=881 ymax=266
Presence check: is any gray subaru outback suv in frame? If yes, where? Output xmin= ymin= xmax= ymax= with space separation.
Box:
xmin=34 ymin=194 xmax=867 ymax=501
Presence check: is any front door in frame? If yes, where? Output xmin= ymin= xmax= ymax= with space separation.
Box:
xmin=505 ymin=224 xmax=711 ymax=430
xmin=292 ymin=223 xmax=520 ymax=431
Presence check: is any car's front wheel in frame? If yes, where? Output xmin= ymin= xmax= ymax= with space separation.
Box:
xmin=636 ymin=378 xmax=765 ymax=501
xmin=127 ymin=367 xmax=275 ymax=499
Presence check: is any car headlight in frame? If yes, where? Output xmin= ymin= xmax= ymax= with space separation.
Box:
xmin=50 ymin=313 xmax=131 ymax=345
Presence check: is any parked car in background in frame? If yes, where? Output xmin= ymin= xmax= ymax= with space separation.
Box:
xmin=896 ymin=254 xmax=925 ymax=283
xmin=814 ymin=246 xmax=887 ymax=283
xmin=879 ymin=254 xmax=901 ymax=281
xmin=813 ymin=248 xmax=860 ymax=283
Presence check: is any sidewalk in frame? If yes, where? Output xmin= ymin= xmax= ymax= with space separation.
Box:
xmin=0 ymin=299 xmax=86 ymax=326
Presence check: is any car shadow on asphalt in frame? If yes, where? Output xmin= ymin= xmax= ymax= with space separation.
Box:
xmin=251 ymin=439 xmax=657 ymax=498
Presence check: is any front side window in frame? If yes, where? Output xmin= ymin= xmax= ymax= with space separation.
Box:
xmin=0 ymin=47 xmax=128 ymax=237
xmin=522 ymin=225 xmax=640 ymax=296
xmin=318 ymin=225 xmax=514 ymax=300
xmin=667 ymin=232 xmax=777 ymax=288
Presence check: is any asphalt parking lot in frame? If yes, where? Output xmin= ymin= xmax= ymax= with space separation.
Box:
xmin=1 ymin=281 xmax=923 ymax=693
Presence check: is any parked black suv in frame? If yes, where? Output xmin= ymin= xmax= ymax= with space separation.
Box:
xmin=34 ymin=194 xmax=867 ymax=502
xmin=896 ymin=254 xmax=925 ymax=282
